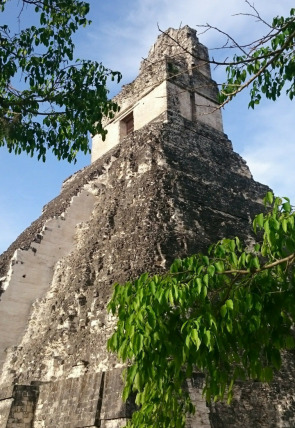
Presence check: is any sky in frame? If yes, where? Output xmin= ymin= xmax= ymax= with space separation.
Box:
xmin=0 ymin=0 xmax=294 ymax=253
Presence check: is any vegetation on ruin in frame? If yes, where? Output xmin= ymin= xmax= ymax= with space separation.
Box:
xmin=0 ymin=0 xmax=121 ymax=162
xmin=108 ymin=192 xmax=295 ymax=427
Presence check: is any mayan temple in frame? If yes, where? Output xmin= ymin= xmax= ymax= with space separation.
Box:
xmin=1 ymin=26 xmax=295 ymax=427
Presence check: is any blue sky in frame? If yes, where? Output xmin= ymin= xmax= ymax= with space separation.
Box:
xmin=0 ymin=0 xmax=294 ymax=253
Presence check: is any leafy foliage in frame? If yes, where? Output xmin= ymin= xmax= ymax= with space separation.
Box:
xmin=108 ymin=192 xmax=295 ymax=427
xmin=219 ymin=7 xmax=295 ymax=108
xmin=0 ymin=0 xmax=121 ymax=161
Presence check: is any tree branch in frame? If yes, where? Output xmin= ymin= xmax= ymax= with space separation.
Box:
xmin=219 ymin=26 xmax=295 ymax=107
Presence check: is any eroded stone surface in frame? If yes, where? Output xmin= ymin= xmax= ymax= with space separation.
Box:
xmin=34 ymin=373 xmax=103 ymax=428
xmin=91 ymin=26 xmax=223 ymax=162
xmin=0 ymin=186 xmax=96 ymax=370
xmin=0 ymin=118 xmax=275 ymax=427
xmin=1 ymin=385 xmax=39 ymax=428
xmin=1 ymin=25 xmax=294 ymax=428
xmin=0 ymin=119 xmax=268 ymax=388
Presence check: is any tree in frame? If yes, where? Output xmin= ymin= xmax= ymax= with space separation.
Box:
xmin=108 ymin=194 xmax=295 ymax=428
xmin=0 ymin=0 xmax=121 ymax=162
xmin=107 ymin=6 xmax=295 ymax=428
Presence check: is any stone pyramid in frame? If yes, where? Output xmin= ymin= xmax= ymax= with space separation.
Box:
xmin=1 ymin=26 xmax=294 ymax=428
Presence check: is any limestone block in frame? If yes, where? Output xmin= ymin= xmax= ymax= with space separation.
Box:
xmin=2 ymin=385 xmax=39 ymax=428
xmin=195 ymin=93 xmax=223 ymax=132
xmin=34 ymin=373 xmax=103 ymax=428
xmin=0 ymin=399 xmax=13 ymax=427
xmin=0 ymin=188 xmax=96 ymax=371
xmin=100 ymin=369 xmax=136 ymax=421
xmin=100 ymin=419 xmax=129 ymax=428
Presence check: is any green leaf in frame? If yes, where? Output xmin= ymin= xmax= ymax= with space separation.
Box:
xmin=202 ymin=285 xmax=208 ymax=299
xmin=168 ymin=289 xmax=174 ymax=306
xmin=226 ymin=299 xmax=234 ymax=310
xmin=133 ymin=372 xmax=142 ymax=391
xmin=226 ymin=320 xmax=233 ymax=333
xmin=264 ymin=192 xmax=274 ymax=205
xmin=140 ymin=272 xmax=149 ymax=284
xmin=208 ymin=265 xmax=215 ymax=277
xmin=230 ymin=252 xmax=238 ymax=267
xmin=261 ymin=367 xmax=273 ymax=382
xmin=285 ymin=336 xmax=295 ymax=349
xmin=256 ymin=213 xmax=264 ymax=228
xmin=196 ymin=278 xmax=202 ymax=294
xmin=271 ymin=349 xmax=281 ymax=370
xmin=122 ymin=384 xmax=131 ymax=402
xmin=133 ymin=334 xmax=144 ymax=354
xmin=254 ymin=244 xmax=260 ymax=252
xmin=191 ymin=329 xmax=201 ymax=350
xmin=215 ymin=261 xmax=224 ymax=272
xmin=229 ymin=240 xmax=236 ymax=251
xmin=204 ymin=329 xmax=211 ymax=348
xmin=220 ymin=305 xmax=227 ymax=318
xmin=185 ymin=334 xmax=191 ymax=348
xmin=282 ymin=219 xmax=288 ymax=233
xmin=251 ymin=256 xmax=260 ymax=270
xmin=282 ymin=201 xmax=291 ymax=213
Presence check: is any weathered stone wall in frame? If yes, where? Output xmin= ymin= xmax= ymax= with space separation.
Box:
xmin=0 ymin=118 xmax=268 ymax=387
xmin=1 ymin=25 xmax=294 ymax=428
xmin=91 ymin=26 xmax=223 ymax=163
xmin=0 ymin=385 xmax=13 ymax=428
xmin=0 ymin=160 xmax=117 ymax=280
xmin=209 ymin=353 xmax=295 ymax=427
xmin=0 ymin=372 xmax=129 ymax=428
xmin=0 ymin=187 xmax=96 ymax=370
xmin=1 ymin=115 xmax=283 ymax=427
xmin=140 ymin=26 xmax=211 ymax=78
xmin=92 ymin=81 xmax=168 ymax=161
xmin=34 ymin=373 xmax=103 ymax=428
xmin=0 ymin=384 xmax=39 ymax=428
xmin=2 ymin=368 xmax=295 ymax=427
